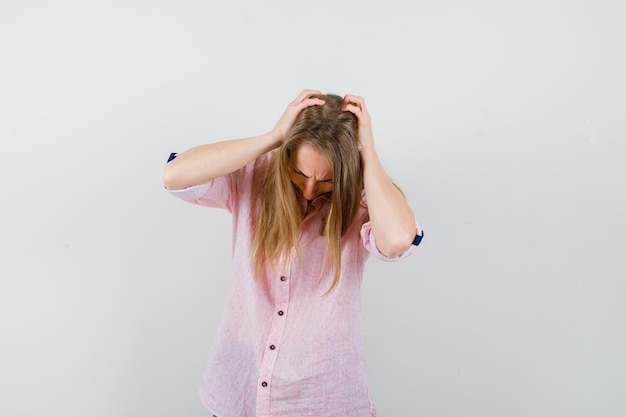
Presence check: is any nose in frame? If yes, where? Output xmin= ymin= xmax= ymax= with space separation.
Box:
xmin=301 ymin=180 xmax=317 ymax=200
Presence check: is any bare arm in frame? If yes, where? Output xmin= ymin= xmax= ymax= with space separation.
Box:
xmin=162 ymin=90 xmax=326 ymax=190
xmin=343 ymin=94 xmax=417 ymax=258
xmin=162 ymin=133 xmax=279 ymax=190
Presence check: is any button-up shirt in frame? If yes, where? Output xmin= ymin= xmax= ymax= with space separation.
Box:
xmin=166 ymin=152 xmax=421 ymax=417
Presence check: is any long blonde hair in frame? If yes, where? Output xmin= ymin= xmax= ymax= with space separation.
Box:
xmin=250 ymin=94 xmax=363 ymax=295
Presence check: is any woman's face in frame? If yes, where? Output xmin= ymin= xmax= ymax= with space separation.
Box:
xmin=288 ymin=144 xmax=334 ymax=201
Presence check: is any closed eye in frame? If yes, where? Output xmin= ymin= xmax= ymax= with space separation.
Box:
xmin=294 ymin=169 xmax=309 ymax=178
xmin=293 ymin=168 xmax=333 ymax=183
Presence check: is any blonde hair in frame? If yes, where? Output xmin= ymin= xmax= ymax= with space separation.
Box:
xmin=250 ymin=94 xmax=363 ymax=295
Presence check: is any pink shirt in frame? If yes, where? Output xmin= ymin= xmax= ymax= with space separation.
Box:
xmin=167 ymin=153 xmax=421 ymax=417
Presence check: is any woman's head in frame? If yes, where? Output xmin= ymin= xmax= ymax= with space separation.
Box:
xmin=278 ymin=94 xmax=363 ymax=231
xmin=251 ymin=93 xmax=363 ymax=295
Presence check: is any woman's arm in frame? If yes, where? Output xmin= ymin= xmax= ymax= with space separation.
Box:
xmin=162 ymin=90 xmax=325 ymax=190
xmin=162 ymin=134 xmax=278 ymax=190
xmin=343 ymin=94 xmax=417 ymax=258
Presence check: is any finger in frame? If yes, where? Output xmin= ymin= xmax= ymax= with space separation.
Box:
xmin=342 ymin=103 xmax=363 ymax=118
xmin=343 ymin=94 xmax=364 ymax=106
xmin=344 ymin=95 xmax=371 ymax=120
xmin=296 ymin=97 xmax=325 ymax=111
xmin=344 ymin=97 xmax=367 ymax=115
xmin=293 ymin=89 xmax=323 ymax=105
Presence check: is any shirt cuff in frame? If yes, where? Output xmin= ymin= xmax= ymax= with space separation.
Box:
xmin=361 ymin=223 xmax=422 ymax=262
xmin=161 ymin=171 xmax=212 ymax=201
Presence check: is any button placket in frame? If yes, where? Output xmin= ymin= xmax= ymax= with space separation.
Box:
xmin=255 ymin=263 xmax=292 ymax=416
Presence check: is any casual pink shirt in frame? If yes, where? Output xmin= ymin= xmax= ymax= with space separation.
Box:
xmin=166 ymin=152 xmax=421 ymax=417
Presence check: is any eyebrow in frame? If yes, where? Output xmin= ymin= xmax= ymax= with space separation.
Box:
xmin=293 ymin=167 xmax=333 ymax=183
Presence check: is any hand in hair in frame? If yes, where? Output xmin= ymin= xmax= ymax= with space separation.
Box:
xmin=343 ymin=93 xmax=417 ymax=258
xmin=342 ymin=94 xmax=375 ymax=152
xmin=271 ymin=89 xmax=326 ymax=143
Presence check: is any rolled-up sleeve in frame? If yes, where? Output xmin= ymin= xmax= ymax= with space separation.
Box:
xmin=162 ymin=157 xmax=236 ymax=211
xmin=360 ymin=221 xmax=423 ymax=262
xmin=165 ymin=178 xmax=234 ymax=211
xmin=162 ymin=152 xmax=270 ymax=212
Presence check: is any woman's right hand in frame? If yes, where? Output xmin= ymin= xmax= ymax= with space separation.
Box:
xmin=270 ymin=89 xmax=325 ymax=144
xmin=163 ymin=90 xmax=325 ymax=190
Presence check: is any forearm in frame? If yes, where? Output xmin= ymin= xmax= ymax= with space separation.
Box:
xmin=162 ymin=132 xmax=281 ymax=190
xmin=361 ymin=146 xmax=417 ymax=258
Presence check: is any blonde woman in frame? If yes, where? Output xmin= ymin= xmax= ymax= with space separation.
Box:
xmin=162 ymin=89 xmax=423 ymax=417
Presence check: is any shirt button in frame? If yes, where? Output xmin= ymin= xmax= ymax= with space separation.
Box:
xmin=261 ymin=381 xmax=268 ymax=387
xmin=278 ymin=310 xmax=284 ymax=316
xmin=280 ymin=276 xmax=286 ymax=281
xmin=270 ymin=344 xmax=276 ymax=350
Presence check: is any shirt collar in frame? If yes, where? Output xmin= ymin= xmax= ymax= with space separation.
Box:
xmin=299 ymin=192 xmax=331 ymax=213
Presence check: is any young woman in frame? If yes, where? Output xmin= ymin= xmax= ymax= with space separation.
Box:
xmin=162 ymin=90 xmax=423 ymax=417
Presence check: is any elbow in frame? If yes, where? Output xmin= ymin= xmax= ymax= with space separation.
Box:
xmin=382 ymin=244 xmax=410 ymax=259
xmin=161 ymin=164 xmax=180 ymax=190
xmin=378 ymin=230 xmax=415 ymax=258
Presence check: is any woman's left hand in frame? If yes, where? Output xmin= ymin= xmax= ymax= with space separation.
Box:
xmin=342 ymin=94 xmax=375 ymax=151
xmin=343 ymin=94 xmax=417 ymax=258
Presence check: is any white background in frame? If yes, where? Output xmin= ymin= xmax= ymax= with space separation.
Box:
xmin=1 ymin=1 xmax=625 ymax=416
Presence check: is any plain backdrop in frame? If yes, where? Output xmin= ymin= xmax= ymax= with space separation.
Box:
xmin=1 ymin=1 xmax=625 ymax=416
